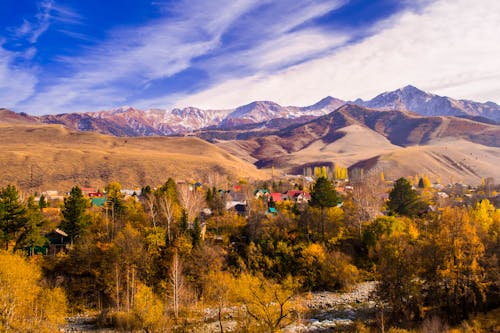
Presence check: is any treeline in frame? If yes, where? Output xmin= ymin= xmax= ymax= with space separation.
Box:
xmin=0 ymin=175 xmax=499 ymax=332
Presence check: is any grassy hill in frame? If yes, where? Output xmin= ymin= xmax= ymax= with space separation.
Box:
xmin=214 ymin=105 xmax=500 ymax=184
xmin=0 ymin=123 xmax=267 ymax=192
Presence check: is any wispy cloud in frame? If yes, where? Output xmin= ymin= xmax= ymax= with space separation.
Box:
xmin=18 ymin=0 xmax=346 ymax=114
xmin=0 ymin=47 xmax=37 ymax=107
xmin=11 ymin=0 xmax=81 ymax=45
xmin=177 ymin=0 xmax=500 ymax=108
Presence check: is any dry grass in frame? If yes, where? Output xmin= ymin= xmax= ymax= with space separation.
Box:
xmin=352 ymin=138 xmax=500 ymax=184
xmin=0 ymin=123 xmax=268 ymax=192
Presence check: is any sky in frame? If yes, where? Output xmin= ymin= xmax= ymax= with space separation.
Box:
xmin=1 ymin=0 xmax=499 ymax=115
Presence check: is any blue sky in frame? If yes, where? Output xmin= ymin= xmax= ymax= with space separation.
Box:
xmin=1 ymin=0 xmax=499 ymax=115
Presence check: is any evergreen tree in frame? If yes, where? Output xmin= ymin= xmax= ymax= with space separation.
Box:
xmin=180 ymin=209 xmax=188 ymax=234
xmin=387 ymin=178 xmax=425 ymax=217
xmin=0 ymin=185 xmax=27 ymax=250
xmin=15 ymin=196 xmax=47 ymax=254
xmin=310 ymin=177 xmax=338 ymax=209
xmin=159 ymin=178 xmax=179 ymax=205
xmin=309 ymin=177 xmax=339 ymax=239
xmin=60 ymin=186 xmax=90 ymax=243
xmin=38 ymin=194 xmax=48 ymax=209
xmin=191 ymin=217 xmax=201 ymax=246
xmin=206 ymin=186 xmax=224 ymax=215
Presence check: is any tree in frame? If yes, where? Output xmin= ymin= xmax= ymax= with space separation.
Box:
xmin=423 ymin=207 xmax=486 ymax=323
xmin=206 ymin=186 xmax=225 ymax=215
xmin=309 ymin=177 xmax=339 ymax=239
xmin=179 ymin=209 xmax=188 ymax=234
xmin=38 ymin=194 xmax=48 ymax=209
xmin=169 ymin=249 xmax=185 ymax=321
xmin=14 ymin=196 xmax=47 ymax=254
xmin=0 ymin=251 xmax=67 ymax=332
xmin=375 ymin=220 xmax=424 ymax=323
xmin=158 ymin=191 xmax=178 ymax=244
xmin=60 ymin=186 xmax=90 ymax=243
xmin=349 ymin=172 xmax=384 ymax=235
xmin=0 ymin=185 xmax=27 ymax=250
xmin=387 ymin=178 xmax=425 ymax=217
xmin=191 ymin=217 xmax=202 ymax=246
xmin=105 ymin=182 xmax=125 ymax=224
xmin=236 ymin=274 xmax=299 ymax=332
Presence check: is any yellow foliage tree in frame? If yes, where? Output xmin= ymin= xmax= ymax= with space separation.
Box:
xmin=0 ymin=251 xmax=67 ymax=332
xmin=132 ymin=284 xmax=168 ymax=332
xmin=234 ymin=273 xmax=299 ymax=332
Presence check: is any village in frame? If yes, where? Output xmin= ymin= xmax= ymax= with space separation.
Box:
xmin=27 ymin=168 xmax=499 ymax=258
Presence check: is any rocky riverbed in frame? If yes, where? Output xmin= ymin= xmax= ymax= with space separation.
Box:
xmin=64 ymin=282 xmax=378 ymax=332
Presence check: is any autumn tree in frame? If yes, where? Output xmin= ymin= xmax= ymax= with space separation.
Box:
xmin=105 ymin=182 xmax=125 ymax=228
xmin=170 ymin=249 xmax=185 ymax=321
xmin=178 ymin=182 xmax=205 ymax=221
xmin=158 ymin=190 xmax=179 ymax=244
xmin=0 ymin=251 xmax=67 ymax=332
xmin=60 ymin=186 xmax=90 ymax=243
xmin=235 ymin=274 xmax=299 ymax=332
xmin=422 ymin=207 xmax=487 ymax=323
xmin=374 ymin=218 xmax=424 ymax=323
xmin=348 ymin=172 xmax=384 ymax=235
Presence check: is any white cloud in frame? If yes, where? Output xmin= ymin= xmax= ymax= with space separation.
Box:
xmin=18 ymin=0 xmax=346 ymax=114
xmin=0 ymin=48 xmax=37 ymax=107
xmin=18 ymin=0 xmax=261 ymax=114
xmin=177 ymin=0 xmax=500 ymax=108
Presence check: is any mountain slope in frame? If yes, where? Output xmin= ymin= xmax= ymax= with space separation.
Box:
xmin=2 ymin=85 xmax=498 ymax=136
xmin=214 ymin=105 xmax=500 ymax=183
xmin=0 ymin=123 xmax=267 ymax=191
xmin=356 ymin=85 xmax=500 ymax=122
xmin=350 ymin=139 xmax=500 ymax=184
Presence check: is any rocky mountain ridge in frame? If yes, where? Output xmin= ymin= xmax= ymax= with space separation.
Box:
xmin=1 ymin=86 xmax=498 ymax=136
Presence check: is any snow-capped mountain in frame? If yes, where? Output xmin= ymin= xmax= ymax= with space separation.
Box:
xmin=3 ymin=86 xmax=498 ymax=136
xmin=356 ymin=85 xmax=500 ymax=122
xmin=37 ymin=99 xmax=347 ymax=136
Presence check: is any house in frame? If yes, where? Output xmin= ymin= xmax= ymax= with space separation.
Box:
xmin=234 ymin=203 xmax=247 ymax=216
xmin=270 ymin=192 xmax=282 ymax=203
xmin=91 ymin=197 xmax=107 ymax=207
xmin=45 ymin=228 xmax=70 ymax=255
xmin=254 ymin=189 xmax=270 ymax=199
xmin=80 ymin=187 xmax=96 ymax=196
xmin=284 ymin=190 xmax=311 ymax=203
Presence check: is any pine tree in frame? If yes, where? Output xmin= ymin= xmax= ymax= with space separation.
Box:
xmin=0 ymin=185 xmax=27 ymax=250
xmin=60 ymin=186 xmax=90 ymax=243
xmin=38 ymin=194 xmax=48 ymax=209
xmin=310 ymin=177 xmax=339 ymax=239
xmin=387 ymin=178 xmax=425 ymax=217
xmin=15 ymin=196 xmax=47 ymax=254
xmin=180 ymin=209 xmax=188 ymax=234
xmin=310 ymin=177 xmax=338 ymax=209
xmin=191 ymin=217 xmax=201 ymax=246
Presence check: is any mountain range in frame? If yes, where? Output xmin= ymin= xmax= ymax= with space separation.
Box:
xmin=4 ymin=85 xmax=498 ymax=136
xmin=1 ymin=85 xmax=499 ymax=187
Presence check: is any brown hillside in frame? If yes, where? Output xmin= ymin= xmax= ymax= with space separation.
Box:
xmin=215 ymin=105 xmax=500 ymax=183
xmin=0 ymin=123 xmax=267 ymax=192
xmin=350 ymin=139 xmax=500 ymax=184
xmin=0 ymin=109 xmax=38 ymax=124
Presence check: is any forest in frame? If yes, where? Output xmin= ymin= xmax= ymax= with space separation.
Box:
xmin=0 ymin=173 xmax=499 ymax=332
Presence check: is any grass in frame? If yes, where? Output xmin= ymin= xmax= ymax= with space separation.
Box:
xmin=0 ymin=123 xmax=268 ymax=192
